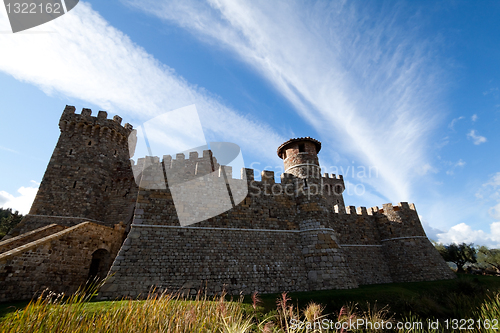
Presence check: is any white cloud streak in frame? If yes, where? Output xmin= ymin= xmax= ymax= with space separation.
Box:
xmin=124 ymin=0 xmax=447 ymax=201
xmin=0 ymin=2 xmax=284 ymax=164
xmin=448 ymin=116 xmax=464 ymax=130
xmin=467 ymin=130 xmax=487 ymax=145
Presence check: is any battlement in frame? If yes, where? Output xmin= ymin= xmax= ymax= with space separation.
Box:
xmin=376 ymin=202 xmax=417 ymax=214
xmin=322 ymin=173 xmax=343 ymax=180
xmin=334 ymin=205 xmax=372 ymax=215
xmin=332 ymin=202 xmax=417 ymax=216
xmin=59 ymin=106 xmax=134 ymax=143
xmin=130 ymin=155 xmax=348 ymax=204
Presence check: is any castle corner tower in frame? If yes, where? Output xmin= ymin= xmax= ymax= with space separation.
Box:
xmin=10 ymin=106 xmax=138 ymax=236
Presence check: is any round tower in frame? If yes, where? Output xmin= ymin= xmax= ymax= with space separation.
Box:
xmin=278 ymin=137 xmax=357 ymax=290
xmin=277 ymin=137 xmax=321 ymax=179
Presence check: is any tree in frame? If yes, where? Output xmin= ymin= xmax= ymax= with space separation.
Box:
xmin=476 ymin=246 xmax=500 ymax=273
xmin=435 ymin=242 xmax=477 ymax=273
xmin=0 ymin=208 xmax=23 ymax=239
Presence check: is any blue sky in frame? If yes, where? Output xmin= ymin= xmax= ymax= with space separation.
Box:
xmin=0 ymin=0 xmax=499 ymax=246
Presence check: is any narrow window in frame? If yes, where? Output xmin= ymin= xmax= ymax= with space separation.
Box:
xmin=87 ymin=140 xmax=92 ymax=146
xmin=68 ymin=149 xmax=73 ymax=155
xmin=335 ymin=185 xmax=343 ymax=195
xmin=283 ymin=151 xmax=287 ymax=159
xmin=324 ymin=185 xmax=330 ymax=195
xmin=298 ymin=143 xmax=305 ymax=152
xmin=73 ymin=181 xmax=77 ymax=188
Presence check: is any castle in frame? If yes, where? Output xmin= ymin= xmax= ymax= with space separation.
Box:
xmin=0 ymin=106 xmax=454 ymax=302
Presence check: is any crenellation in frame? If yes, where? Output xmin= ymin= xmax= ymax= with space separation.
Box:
xmin=113 ymin=115 xmax=122 ymax=124
xmin=243 ymin=168 xmax=254 ymax=181
xmin=64 ymin=104 xmax=76 ymax=114
xmin=382 ymin=203 xmax=393 ymax=212
xmin=219 ymin=165 xmax=232 ymax=179
xmin=203 ymin=149 xmax=211 ymax=158
xmin=357 ymin=207 xmax=368 ymax=215
xmin=261 ymin=170 xmax=275 ymax=184
xmin=136 ymin=157 xmax=146 ymax=169
xmin=162 ymin=155 xmax=172 ymax=168
xmin=346 ymin=206 xmax=357 ymax=215
xmin=59 ymin=106 xmax=134 ymax=137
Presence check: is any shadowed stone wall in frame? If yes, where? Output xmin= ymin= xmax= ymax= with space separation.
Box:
xmin=0 ymin=222 xmax=125 ymax=302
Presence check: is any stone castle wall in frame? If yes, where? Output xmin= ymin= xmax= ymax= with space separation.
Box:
xmin=100 ymin=155 xmax=453 ymax=299
xmin=100 ymin=226 xmax=308 ymax=298
xmin=1 ymin=106 xmax=455 ymax=302
xmin=330 ymin=203 xmax=455 ymax=284
xmin=0 ymin=222 xmax=124 ymax=302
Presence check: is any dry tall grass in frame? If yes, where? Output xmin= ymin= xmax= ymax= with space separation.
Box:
xmin=2 ymin=287 xmax=500 ymax=333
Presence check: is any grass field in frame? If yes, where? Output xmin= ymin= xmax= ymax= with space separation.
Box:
xmin=252 ymin=273 xmax=500 ymax=319
xmin=1 ymin=273 xmax=500 ymax=332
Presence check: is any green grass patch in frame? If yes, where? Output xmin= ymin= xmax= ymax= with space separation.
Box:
xmin=248 ymin=274 xmax=500 ymax=320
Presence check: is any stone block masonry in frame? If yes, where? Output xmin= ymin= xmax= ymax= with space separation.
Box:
xmin=100 ymin=225 xmax=308 ymax=298
xmin=0 ymin=222 xmax=124 ymax=302
xmin=0 ymin=224 xmax=66 ymax=254
xmin=101 ymin=137 xmax=453 ymax=298
xmin=0 ymin=106 xmax=455 ymax=302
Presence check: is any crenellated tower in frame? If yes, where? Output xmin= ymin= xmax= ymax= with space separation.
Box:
xmin=277 ymin=137 xmax=345 ymax=209
xmin=278 ymin=137 xmax=356 ymax=290
xmin=11 ymin=106 xmax=138 ymax=235
xmin=277 ymin=137 xmax=321 ymax=180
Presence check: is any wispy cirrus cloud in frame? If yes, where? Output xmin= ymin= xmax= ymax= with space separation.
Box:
xmin=0 ymin=2 xmax=284 ymax=164
xmin=445 ymin=159 xmax=466 ymax=176
xmin=123 ymin=0 xmax=447 ymax=201
xmin=448 ymin=116 xmax=464 ymax=131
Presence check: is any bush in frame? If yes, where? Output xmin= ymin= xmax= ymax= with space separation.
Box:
xmin=0 ymin=208 xmax=23 ymax=239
